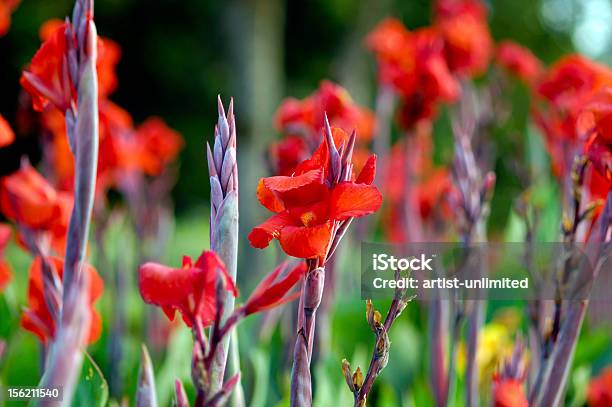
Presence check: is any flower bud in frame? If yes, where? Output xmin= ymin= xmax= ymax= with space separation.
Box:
xmin=304 ymin=267 xmax=324 ymax=313
xmin=342 ymin=358 xmax=356 ymax=393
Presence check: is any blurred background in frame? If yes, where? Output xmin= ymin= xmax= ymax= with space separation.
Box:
xmin=2 ymin=0 xmax=612 ymax=405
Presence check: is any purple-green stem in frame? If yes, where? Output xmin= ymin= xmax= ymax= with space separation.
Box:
xmin=38 ymin=1 xmax=99 ymax=405
xmin=207 ymin=97 xmax=243 ymax=404
xmin=136 ymin=344 xmax=158 ymax=407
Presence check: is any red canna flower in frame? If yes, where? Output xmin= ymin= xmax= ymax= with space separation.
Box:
xmin=0 ymin=224 xmax=12 ymax=292
xmin=20 ymin=22 xmax=74 ymax=112
xmin=492 ymin=377 xmax=528 ymax=407
xmin=0 ymin=114 xmax=15 ymax=147
xmin=249 ymin=126 xmax=382 ymax=259
xmin=0 ymin=164 xmax=66 ymax=230
xmin=0 ymin=0 xmax=19 ymax=37
xmin=588 ymin=367 xmax=612 ymax=407
xmin=124 ymin=117 xmax=184 ymax=176
xmin=434 ymin=0 xmax=492 ymax=77
xmin=496 ymin=40 xmax=543 ymax=84
xmin=367 ymin=19 xmax=459 ymax=128
xmin=138 ymin=250 xmax=237 ymax=328
xmin=243 ymin=261 xmax=307 ymax=315
xmin=21 ymin=256 xmax=103 ymax=344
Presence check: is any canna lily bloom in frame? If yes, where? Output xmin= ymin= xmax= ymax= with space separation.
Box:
xmin=0 ymin=0 xmax=19 ymax=37
xmin=0 ymin=164 xmax=66 ymax=230
xmin=138 ymin=250 xmax=237 ymax=328
xmin=0 ymin=114 xmax=15 ymax=147
xmin=243 ymin=261 xmax=307 ymax=316
xmin=491 ymin=378 xmax=528 ymax=407
xmin=0 ymin=224 xmax=12 ymax=292
xmin=434 ymin=0 xmax=492 ymax=77
xmin=366 ymin=19 xmax=459 ymax=128
xmin=275 ymin=81 xmax=375 ymax=142
xmin=249 ymin=126 xmax=382 ymax=259
xmin=123 ymin=117 xmax=184 ymax=176
xmin=21 ymin=256 xmax=103 ymax=344
xmin=20 ymin=22 xmax=74 ymax=112
xmin=496 ymin=40 xmax=543 ymax=84
xmin=588 ymin=367 xmax=612 ymax=407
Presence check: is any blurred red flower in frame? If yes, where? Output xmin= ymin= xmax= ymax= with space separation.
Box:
xmin=138 ymin=250 xmax=237 ymax=328
xmin=21 ymin=256 xmax=103 ymax=344
xmin=275 ymin=81 xmax=374 ymax=142
xmin=0 ymin=224 xmax=12 ymax=293
xmin=249 ymin=127 xmax=381 ymax=259
xmin=20 ymin=22 xmax=74 ymax=112
xmin=366 ymin=19 xmax=459 ymax=128
xmin=434 ymin=0 xmax=492 ymax=77
xmin=0 ymin=0 xmax=19 ymax=37
xmin=0 ymin=164 xmax=66 ymax=230
xmin=491 ymin=378 xmax=528 ymax=407
xmin=243 ymin=261 xmax=307 ymax=316
xmin=0 ymin=114 xmax=15 ymax=147
xmin=588 ymin=367 xmax=612 ymax=407
xmin=496 ymin=40 xmax=543 ymax=84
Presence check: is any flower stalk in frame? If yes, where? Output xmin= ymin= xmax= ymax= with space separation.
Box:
xmin=206 ymin=97 xmax=241 ymax=398
xmin=38 ymin=0 xmax=99 ymax=404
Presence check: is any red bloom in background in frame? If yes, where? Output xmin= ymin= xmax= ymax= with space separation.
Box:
xmin=491 ymin=378 xmax=528 ymax=407
xmin=0 ymin=224 xmax=12 ymax=292
xmin=243 ymin=261 xmax=307 ymax=316
xmin=249 ymin=127 xmax=382 ymax=259
xmin=496 ymin=40 xmax=543 ymax=84
xmin=588 ymin=367 xmax=612 ymax=407
xmin=0 ymin=0 xmax=19 ymax=37
xmin=21 ymin=256 xmax=103 ymax=344
xmin=366 ymin=19 xmax=459 ymax=128
xmin=20 ymin=23 xmax=74 ymax=112
xmin=434 ymin=0 xmax=492 ymax=77
xmin=0 ymin=164 xmax=66 ymax=230
xmin=139 ymin=250 xmax=237 ymax=328
xmin=275 ymin=81 xmax=374 ymax=142
xmin=533 ymin=55 xmax=612 ymax=177
xmin=0 ymin=114 xmax=15 ymax=147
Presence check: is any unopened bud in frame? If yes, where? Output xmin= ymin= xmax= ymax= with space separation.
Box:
xmin=353 ymin=366 xmax=364 ymax=391
xmin=304 ymin=267 xmax=325 ymax=313
xmin=342 ymin=359 xmax=356 ymax=393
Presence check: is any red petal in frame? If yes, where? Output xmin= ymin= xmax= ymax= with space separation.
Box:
xmin=330 ymin=182 xmax=382 ymax=220
xmin=138 ymin=262 xmax=200 ymax=306
xmin=279 ymin=223 xmax=332 ymax=259
xmin=263 ymin=168 xmax=323 ymax=193
xmin=0 ymin=115 xmax=15 ymax=148
xmin=194 ymin=250 xmax=237 ymax=297
xmin=245 ymin=262 xmax=306 ymax=315
xmin=248 ymin=212 xmax=295 ymax=249
xmin=256 ymin=179 xmax=285 ymax=213
xmin=356 ymin=155 xmax=377 ymax=185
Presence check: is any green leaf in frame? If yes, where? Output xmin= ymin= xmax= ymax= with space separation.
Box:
xmin=72 ymin=352 xmax=109 ymax=407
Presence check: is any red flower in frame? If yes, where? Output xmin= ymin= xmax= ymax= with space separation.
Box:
xmin=268 ymin=135 xmax=310 ymax=176
xmin=588 ymin=367 xmax=612 ymax=407
xmin=21 ymin=256 xmax=103 ymax=344
xmin=496 ymin=40 xmax=543 ymax=84
xmin=492 ymin=378 xmax=528 ymax=407
xmin=0 ymin=164 xmax=65 ymax=230
xmin=0 ymin=0 xmax=19 ymax=37
xmin=435 ymin=0 xmax=492 ymax=77
xmin=138 ymin=250 xmax=237 ymax=328
xmin=274 ymin=80 xmax=375 ymax=142
xmin=20 ymin=22 xmax=74 ymax=112
xmin=249 ymin=127 xmax=382 ymax=259
xmin=367 ymin=19 xmax=459 ymax=127
xmin=243 ymin=261 xmax=307 ymax=315
xmin=0 ymin=114 xmax=15 ymax=147
xmin=0 ymin=224 xmax=12 ymax=293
